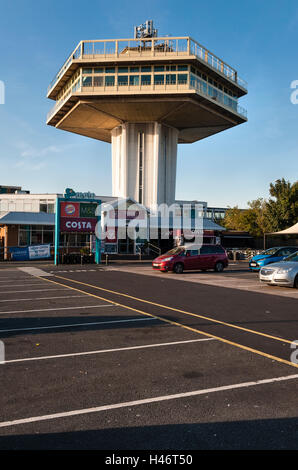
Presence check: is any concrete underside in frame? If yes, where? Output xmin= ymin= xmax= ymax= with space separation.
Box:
xmin=53 ymin=94 xmax=241 ymax=144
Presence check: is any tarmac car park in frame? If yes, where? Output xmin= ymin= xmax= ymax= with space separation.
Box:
xmin=0 ymin=254 xmax=297 ymax=451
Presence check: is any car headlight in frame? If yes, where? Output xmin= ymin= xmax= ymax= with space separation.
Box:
xmin=276 ymin=268 xmax=292 ymax=274
xmin=161 ymin=257 xmax=173 ymax=262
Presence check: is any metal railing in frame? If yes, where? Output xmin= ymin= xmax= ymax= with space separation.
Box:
xmin=47 ymin=73 xmax=247 ymax=123
xmin=48 ymin=36 xmax=247 ymax=95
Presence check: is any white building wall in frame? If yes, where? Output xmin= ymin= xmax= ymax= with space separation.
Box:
xmin=0 ymin=194 xmax=58 ymax=213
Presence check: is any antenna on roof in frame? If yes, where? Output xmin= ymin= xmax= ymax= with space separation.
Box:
xmin=134 ymin=20 xmax=158 ymax=39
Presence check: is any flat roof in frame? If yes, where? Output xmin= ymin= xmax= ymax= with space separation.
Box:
xmin=0 ymin=212 xmax=55 ymax=226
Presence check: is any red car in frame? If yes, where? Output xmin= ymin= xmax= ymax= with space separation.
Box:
xmin=152 ymin=244 xmax=228 ymax=274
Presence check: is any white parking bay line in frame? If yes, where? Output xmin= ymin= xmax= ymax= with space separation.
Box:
xmin=4 ymin=338 xmax=214 ymax=363
xmin=0 ymin=304 xmax=116 ymax=316
xmin=0 ymin=280 xmax=40 ymax=283
xmin=0 ymin=373 xmax=297 ymax=428
xmin=0 ymin=295 xmax=85 ymax=303
xmin=0 ymin=317 xmax=156 ymax=335
xmin=0 ymin=288 xmax=71 ymax=294
xmin=0 ymin=283 xmax=49 ymax=288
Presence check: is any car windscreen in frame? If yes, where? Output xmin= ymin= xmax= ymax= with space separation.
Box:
xmin=261 ymin=248 xmax=279 ymax=256
xmin=164 ymin=247 xmax=185 ymax=256
xmin=283 ymin=252 xmax=298 ymax=262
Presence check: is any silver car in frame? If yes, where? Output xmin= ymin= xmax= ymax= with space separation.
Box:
xmin=259 ymin=251 xmax=298 ymax=288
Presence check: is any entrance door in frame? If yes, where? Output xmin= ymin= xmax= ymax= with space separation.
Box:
xmin=118 ymin=237 xmax=135 ymax=254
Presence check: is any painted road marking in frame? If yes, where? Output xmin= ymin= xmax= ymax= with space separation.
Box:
xmin=0 ymin=283 xmax=46 ymax=288
xmin=0 ymin=373 xmax=297 ymax=428
xmin=0 ymin=288 xmax=72 ymax=294
xmin=0 ymin=304 xmax=117 ymax=315
xmin=0 ymin=317 xmax=156 ymax=335
xmin=0 ymin=295 xmax=85 ymax=303
xmin=52 ymin=275 xmax=295 ymax=346
xmin=3 ymin=338 xmax=213 ymax=364
xmin=35 ymin=276 xmax=298 ymax=370
xmin=18 ymin=267 xmax=53 ymax=277
xmin=0 ymin=279 xmax=42 ymax=283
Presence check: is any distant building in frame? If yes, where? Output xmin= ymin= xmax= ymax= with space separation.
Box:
xmin=0 ymin=185 xmax=30 ymax=194
xmin=0 ymin=191 xmax=226 ymax=259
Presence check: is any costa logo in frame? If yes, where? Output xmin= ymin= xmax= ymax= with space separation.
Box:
xmin=66 ymin=221 xmax=93 ymax=230
xmin=65 ymin=204 xmax=76 ymax=215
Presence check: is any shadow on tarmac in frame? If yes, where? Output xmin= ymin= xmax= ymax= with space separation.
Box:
xmin=0 ymin=316 xmax=164 ymax=337
xmin=0 ymin=417 xmax=297 ymax=449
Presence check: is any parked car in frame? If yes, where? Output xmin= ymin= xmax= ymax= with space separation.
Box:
xmin=249 ymin=246 xmax=298 ymax=271
xmin=259 ymin=251 xmax=298 ymax=288
xmin=152 ymin=244 xmax=228 ymax=274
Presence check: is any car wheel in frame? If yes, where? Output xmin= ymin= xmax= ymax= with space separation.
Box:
xmin=173 ymin=263 xmax=184 ymax=274
xmin=294 ymin=275 xmax=298 ymax=289
xmin=214 ymin=262 xmax=224 ymax=273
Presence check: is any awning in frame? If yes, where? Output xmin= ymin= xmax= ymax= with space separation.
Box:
xmin=270 ymin=222 xmax=298 ymax=235
xmin=0 ymin=211 xmax=55 ymax=226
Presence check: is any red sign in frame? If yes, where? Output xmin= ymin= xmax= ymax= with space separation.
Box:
xmin=60 ymin=202 xmax=80 ymax=218
xmin=60 ymin=217 xmax=97 ymax=232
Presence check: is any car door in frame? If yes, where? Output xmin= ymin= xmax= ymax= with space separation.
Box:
xmin=184 ymin=249 xmax=199 ymax=270
xmin=197 ymin=246 xmax=212 ymax=269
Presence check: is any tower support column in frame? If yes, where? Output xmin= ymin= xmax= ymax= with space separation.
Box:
xmin=111 ymin=122 xmax=178 ymax=209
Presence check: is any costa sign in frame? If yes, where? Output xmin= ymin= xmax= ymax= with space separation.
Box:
xmin=60 ymin=217 xmax=97 ymax=232
xmin=54 ymin=191 xmax=101 ymax=265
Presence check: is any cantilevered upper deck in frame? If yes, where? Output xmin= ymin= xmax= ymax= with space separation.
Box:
xmin=47 ymin=36 xmax=247 ymax=100
xmin=46 ymin=33 xmax=247 ymax=144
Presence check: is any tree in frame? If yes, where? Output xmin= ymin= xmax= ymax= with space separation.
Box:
xmin=222 ymin=206 xmax=244 ymax=231
xmin=223 ymin=199 xmax=269 ymax=237
xmin=223 ymin=179 xmax=298 ymax=236
xmin=265 ymin=179 xmax=298 ymax=231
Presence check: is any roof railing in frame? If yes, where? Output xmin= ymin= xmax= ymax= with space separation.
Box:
xmin=47 ymin=37 xmax=247 ymax=95
xmin=47 ymin=73 xmax=247 ymax=123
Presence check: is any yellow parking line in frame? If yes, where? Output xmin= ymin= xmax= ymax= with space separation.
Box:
xmin=36 ymin=275 xmax=298 ymax=370
xmin=51 ymin=274 xmax=294 ymax=346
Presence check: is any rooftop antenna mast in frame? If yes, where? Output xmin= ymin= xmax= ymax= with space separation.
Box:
xmin=134 ymin=20 xmax=158 ymax=47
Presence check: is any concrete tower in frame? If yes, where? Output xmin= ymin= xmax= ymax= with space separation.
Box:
xmin=47 ymin=21 xmax=247 ymax=209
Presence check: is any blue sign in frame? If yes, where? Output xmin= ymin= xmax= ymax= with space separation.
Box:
xmin=9 ymin=246 xmax=29 ymax=261
xmin=9 ymin=244 xmax=51 ymax=261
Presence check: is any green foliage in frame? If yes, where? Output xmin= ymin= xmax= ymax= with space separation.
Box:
xmin=266 ymin=178 xmax=298 ymax=231
xmin=223 ymin=179 xmax=297 ymax=236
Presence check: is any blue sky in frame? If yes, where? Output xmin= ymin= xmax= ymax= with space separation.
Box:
xmin=0 ymin=0 xmax=297 ymax=208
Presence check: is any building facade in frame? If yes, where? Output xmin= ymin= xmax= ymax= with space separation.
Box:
xmin=0 ymin=190 xmax=228 ymax=259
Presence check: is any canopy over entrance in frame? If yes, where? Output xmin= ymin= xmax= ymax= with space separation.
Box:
xmin=270 ymin=222 xmax=298 ymax=235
